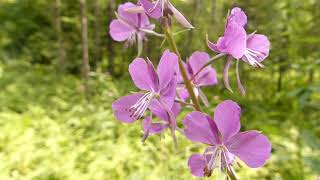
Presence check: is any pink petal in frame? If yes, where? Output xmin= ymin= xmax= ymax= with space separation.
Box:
xmin=226 ymin=131 xmax=272 ymax=168
xmin=171 ymin=103 xmax=182 ymax=117
xmin=188 ymin=154 xmax=206 ymax=177
xmin=149 ymin=101 xmax=178 ymax=127
xmin=168 ymin=3 xmax=194 ymax=29
xmin=159 ymin=76 xmax=177 ymax=109
xmin=224 ymin=23 xmax=247 ymax=59
xmin=149 ymin=100 xmax=171 ymax=123
xmin=194 ymin=68 xmax=218 ymax=87
xmin=188 ymin=52 xmax=218 ymax=86
xmin=109 ymin=20 xmax=135 ymax=41
xmin=157 ymin=50 xmax=179 ymax=89
xmin=129 ymin=58 xmax=158 ymax=91
xmin=142 ymin=116 xmax=169 ymax=135
xmin=177 ymin=87 xmax=189 ymax=101
xmin=183 ymin=111 xmax=221 ymax=145
xmin=246 ymin=34 xmax=270 ymax=62
xmin=207 ymin=37 xmax=222 ymax=53
xmin=139 ymin=0 xmax=162 ymax=19
xmin=118 ymin=2 xmax=145 ymax=27
xmin=227 ymin=7 xmax=247 ymax=27
xmin=112 ymin=93 xmax=144 ymax=123
xmin=213 ymin=100 xmax=241 ymax=142
xmin=188 ymin=51 xmax=210 ymax=74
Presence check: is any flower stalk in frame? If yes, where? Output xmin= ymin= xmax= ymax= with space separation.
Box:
xmin=162 ymin=20 xmax=202 ymax=112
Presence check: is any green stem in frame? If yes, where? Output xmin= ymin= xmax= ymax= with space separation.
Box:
xmin=190 ymin=53 xmax=225 ymax=81
xmin=163 ymin=23 xmax=202 ymax=112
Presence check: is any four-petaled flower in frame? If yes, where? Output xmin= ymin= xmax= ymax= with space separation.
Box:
xmin=183 ymin=100 xmax=271 ymax=178
xmin=177 ymin=52 xmax=218 ymax=106
xmin=112 ymin=50 xmax=178 ymax=124
xmin=109 ymin=2 xmax=156 ymax=56
xmin=207 ymin=7 xmax=270 ymax=95
xmin=139 ymin=0 xmax=193 ymax=29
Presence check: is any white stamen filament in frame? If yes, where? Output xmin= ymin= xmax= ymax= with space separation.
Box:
xmin=204 ymin=145 xmax=237 ymax=179
xmin=244 ymin=48 xmax=265 ymax=68
xmin=129 ymin=92 xmax=155 ymax=118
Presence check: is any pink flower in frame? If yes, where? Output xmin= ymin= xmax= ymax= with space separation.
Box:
xmin=183 ymin=100 xmax=271 ymax=178
xmin=109 ymin=2 xmax=156 ymax=56
xmin=207 ymin=7 xmax=270 ymax=95
xmin=112 ymin=50 xmax=178 ymax=124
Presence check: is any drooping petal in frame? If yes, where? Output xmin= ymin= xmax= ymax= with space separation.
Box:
xmin=236 ymin=60 xmax=246 ymax=96
xmin=227 ymin=7 xmax=247 ymax=27
xmin=142 ymin=116 xmax=169 ymax=135
xmin=149 ymin=100 xmax=178 ymax=129
xmin=149 ymin=100 xmax=170 ymax=123
xmin=213 ymin=100 xmax=241 ymax=142
xmin=112 ymin=93 xmax=144 ymax=123
xmin=223 ymin=23 xmax=247 ymax=59
xmin=139 ymin=0 xmax=162 ymax=19
xmin=168 ymin=2 xmax=194 ymax=29
xmin=129 ymin=58 xmax=158 ymax=91
xmin=207 ymin=35 xmax=222 ymax=53
xmin=109 ymin=20 xmax=135 ymax=41
xmin=157 ymin=50 xmax=179 ymax=89
xmin=246 ymin=34 xmax=270 ymax=62
xmin=226 ymin=131 xmax=272 ymax=168
xmin=183 ymin=111 xmax=221 ymax=145
xmin=223 ymin=56 xmax=233 ymax=93
xmin=188 ymin=154 xmax=206 ymax=177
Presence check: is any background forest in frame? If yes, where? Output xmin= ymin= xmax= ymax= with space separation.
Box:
xmin=0 ymin=0 xmax=319 ymax=179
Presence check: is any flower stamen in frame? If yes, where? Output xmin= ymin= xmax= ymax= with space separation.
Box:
xmin=244 ymin=48 xmax=265 ymax=68
xmin=128 ymin=92 xmax=155 ymax=118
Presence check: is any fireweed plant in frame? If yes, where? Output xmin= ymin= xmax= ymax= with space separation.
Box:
xmin=110 ymin=1 xmax=271 ymax=179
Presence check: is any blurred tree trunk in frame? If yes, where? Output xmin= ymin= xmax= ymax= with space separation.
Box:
xmin=106 ymin=0 xmax=115 ymax=75
xmin=55 ymin=0 xmax=65 ymax=69
xmin=93 ymin=0 xmax=102 ymax=68
xmin=80 ymin=0 xmax=90 ymax=100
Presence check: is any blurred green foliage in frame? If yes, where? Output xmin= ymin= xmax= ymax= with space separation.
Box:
xmin=0 ymin=0 xmax=320 ymax=179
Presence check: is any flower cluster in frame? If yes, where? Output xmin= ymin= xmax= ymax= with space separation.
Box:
xmin=109 ymin=1 xmax=271 ymax=179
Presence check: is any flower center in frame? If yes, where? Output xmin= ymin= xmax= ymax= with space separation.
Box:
xmin=243 ymin=48 xmax=265 ymax=68
xmin=128 ymin=92 xmax=155 ymax=118
xmin=204 ymin=145 xmax=238 ymax=178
